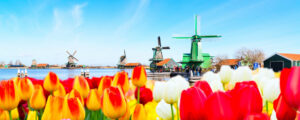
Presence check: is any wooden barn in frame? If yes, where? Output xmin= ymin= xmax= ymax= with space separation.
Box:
xmin=264 ymin=53 xmax=300 ymax=72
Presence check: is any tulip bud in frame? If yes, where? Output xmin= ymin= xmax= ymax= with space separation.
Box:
xmin=280 ymin=67 xmax=300 ymax=110
xmin=230 ymin=66 xmax=253 ymax=87
xmin=273 ymin=94 xmax=296 ymax=120
xmin=42 ymin=95 xmax=65 ymax=120
xmin=153 ymin=81 xmax=166 ymax=102
xmin=67 ymin=89 xmax=84 ymax=105
xmin=119 ymin=101 xmax=130 ymax=120
xmin=62 ymin=97 xmax=85 ymax=119
xmin=133 ymin=104 xmax=147 ymax=120
xmin=30 ymin=85 xmax=46 ymax=110
xmin=201 ymin=71 xmax=224 ymax=92
xmin=262 ymin=78 xmax=280 ymax=102
xmin=43 ymin=72 xmax=60 ymax=92
xmin=98 ymin=76 xmax=112 ymax=96
xmin=86 ymin=89 xmax=101 ymax=111
xmin=11 ymin=108 xmax=19 ymax=119
xmin=204 ymin=92 xmax=236 ymax=120
xmin=164 ymin=75 xmax=189 ymax=104
xmin=180 ymin=87 xmax=207 ymax=120
xmin=132 ymin=66 xmax=147 ymax=87
xmin=0 ymin=80 xmax=20 ymax=111
xmin=156 ymin=100 xmax=176 ymax=120
xmin=27 ymin=110 xmax=38 ymax=120
xmin=0 ymin=109 xmax=9 ymax=119
xmin=134 ymin=87 xmax=153 ymax=105
xmin=17 ymin=77 xmax=34 ymax=100
xmin=194 ymin=81 xmax=213 ymax=97
xmin=219 ymin=65 xmax=233 ymax=84
xmin=112 ymin=71 xmax=129 ymax=93
xmin=102 ymin=86 xmax=127 ymax=119
xmin=73 ymin=76 xmax=90 ymax=98
xmin=53 ymin=83 xmax=66 ymax=97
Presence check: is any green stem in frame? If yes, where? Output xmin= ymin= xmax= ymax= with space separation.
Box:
xmin=176 ymin=103 xmax=179 ymax=120
xmin=36 ymin=110 xmax=38 ymax=120
xmin=265 ymin=101 xmax=268 ymax=114
xmin=137 ymin=87 xmax=140 ymax=104
xmin=170 ymin=104 xmax=174 ymax=120
xmin=9 ymin=110 xmax=12 ymax=120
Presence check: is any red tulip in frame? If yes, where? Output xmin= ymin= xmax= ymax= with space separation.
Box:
xmin=131 ymin=66 xmax=147 ymax=87
xmin=231 ymin=81 xmax=263 ymax=119
xmin=98 ymin=76 xmax=112 ymax=96
xmin=0 ymin=80 xmax=20 ymax=111
xmin=280 ymin=67 xmax=300 ymax=110
xmin=193 ymin=81 xmax=213 ymax=97
xmin=204 ymin=91 xmax=236 ymax=120
xmin=134 ymin=86 xmax=153 ymax=105
xmin=243 ymin=113 xmax=269 ymax=120
xmin=43 ymin=72 xmax=60 ymax=92
xmin=180 ymin=87 xmax=207 ymax=120
xmin=273 ymin=94 xmax=296 ymax=120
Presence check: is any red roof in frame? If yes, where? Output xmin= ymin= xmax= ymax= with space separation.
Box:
xmin=156 ymin=58 xmax=171 ymax=66
xmin=279 ymin=53 xmax=300 ymax=61
xmin=37 ymin=64 xmax=48 ymax=67
xmin=125 ymin=63 xmax=141 ymax=67
xmin=220 ymin=59 xmax=240 ymax=65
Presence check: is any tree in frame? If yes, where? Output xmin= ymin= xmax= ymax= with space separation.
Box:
xmin=235 ymin=47 xmax=265 ymax=68
xmin=213 ymin=55 xmax=228 ymax=71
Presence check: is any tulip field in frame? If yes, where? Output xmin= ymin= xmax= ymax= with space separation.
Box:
xmin=0 ymin=65 xmax=300 ymax=120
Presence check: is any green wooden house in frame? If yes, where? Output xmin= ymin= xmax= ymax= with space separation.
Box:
xmin=264 ymin=53 xmax=300 ymax=72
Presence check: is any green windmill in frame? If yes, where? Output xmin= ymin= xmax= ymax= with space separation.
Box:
xmin=173 ymin=15 xmax=221 ymax=69
xmin=149 ymin=36 xmax=170 ymax=72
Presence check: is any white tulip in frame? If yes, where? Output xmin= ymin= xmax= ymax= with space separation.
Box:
xmin=254 ymin=68 xmax=275 ymax=91
xmin=270 ymin=110 xmax=278 ymax=120
xmin=218 ymin=65 xmax=233 ymax=84
xmin=156 ymin=100 xmax=176 ymax=120
xmin=201 ymin=71 xmax=224 ymax=92
xmin=153 ymin=81 xmax=166 ymax=102
xmin=263 ymin=78 xmax=280 ymax=102
xmin=230 ymin=66 xmax=252 ymax=87
xmin=163 ymin=75 xmax=189 ymax=104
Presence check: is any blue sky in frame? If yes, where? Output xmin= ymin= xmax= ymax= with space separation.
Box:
xmin=0 ymin=0 xmax=299 ymax=66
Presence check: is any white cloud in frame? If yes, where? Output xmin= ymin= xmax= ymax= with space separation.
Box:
xmin=72 ymin=3 xmax=88 ymax=28
xmin=53 ymin=9 xmax=62 ymax=32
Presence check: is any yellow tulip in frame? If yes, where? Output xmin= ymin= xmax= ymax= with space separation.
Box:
xmin=30 ymin=85 xmax=46 ymax=110
xmin=86 ymin=89 xmax=101 ymax=111
xmin=73 ymin=76 xmax=90 ymax=98
xmin=42 ymin=95 xmax=65 ymax=120
xmin=27 ymin=110 xmax=38 ymax=120
xmin=0 ymin=80 xmax=20 ymax=111
xmin=11 ymin=108 xmax=19 ymax=119
xmin=112 ymin=71 xmax=129 ymax=93
xmin=98 ymin=76 xmax=112 ymax=96
xmin=43 ymin=72 xmax=60 ymax=92
xmin=102 ymin=86 xmax=127 ymax=119
xmin=18 ymin=77 xmax=34 ymax=100
xmin=131 ymin=66 xmax=147 ymax=87
xmin=119 ymin=100 xmax=131 ymax=120
xmin=53 ymin=83 xmax=66 ymax=97
xmin=0 ymin=109 xmax=9 ymax=120
xmin=62 ymin=97 xmax=85 ymax=120
xmin=132 ymin=104 xmax=147 ymax=120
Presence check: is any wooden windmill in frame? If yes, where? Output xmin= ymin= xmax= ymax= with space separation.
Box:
xmin=66 ymin=50 xmax=78 ymax=68
xmin=149 ymin=36 xmax=170 ymax=72
xmin=117 ymin=50 xmax=127 ymax=69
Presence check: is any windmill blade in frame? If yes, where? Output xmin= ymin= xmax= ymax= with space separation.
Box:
xmin=172 ymin=37 xmax=193 ymax=39
xmin=66 ymin=51 xmax=72 ymax=56
xmin=162 ymin=46 xmax=170 ymax=49
xmin=152 ymin=48 xmax=156 ymax=50
xmin=72 ymin=50 xmax=77 ymax=56
xmin=158 ymin=36 xmax=161 ymax=47
xmin=72 ymin=57 xmax=79 ymax=61
xmin=195 ymin=15 xmax=197 ymax=35
xmin=124 ymin=50 xmax=126 ymax=57
xmin=199 ymin=35 xmax=221 ymax=38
